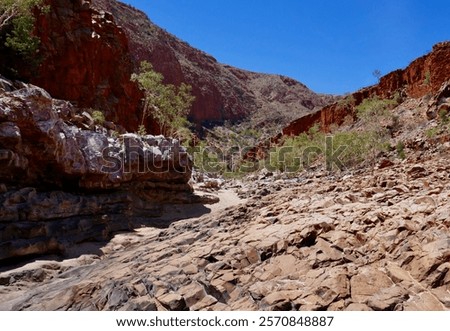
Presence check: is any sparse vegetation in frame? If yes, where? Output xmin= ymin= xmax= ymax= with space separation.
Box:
xmin=91 ymin=110 xmax=105 ymax=125
xmin=424 ymin=70 xmax=431 ymax=86
xmin=241 ymin=127 xmax=262 ymax=140
xmin=262 ymin=95 xmax=401 ymax=173
xmin=131 ymin=61 xmax=195 ymax=139
xmin=194 ymin=123 xmax=265 ymax=174
xmin=372 ymin=69 xmax=382 ymax=82
xmin=396 ymin=141 xmax=406 ymax=160
xmin=355 ymin=96 xmax=397 ymax=124
xmin=422 ymin=109 xmax=450 ymax=140
xmin=425 ymin=127 xmax=439 ymax=138
xmin=191 ymin=94 xmax=403 ymax=176
xmin=266 ymin=127 xmax=389 ymax=173
xmin=176 ymin=126 xmax=195 ymax=145
xmin=356 ymin=95 xmax=398 ymax=145
xmin=337 ymin=94 xmax=355 ymax=107
xmin=137 ymin=124 xmax=147 ymax=136
xmin=439 ymin=108 xmax=449 ymax=125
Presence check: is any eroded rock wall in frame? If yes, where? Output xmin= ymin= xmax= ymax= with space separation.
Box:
xmin=0 ymin=77 xmax=193 ymax=260
xmin=283 ymin=42 xmax=450 ymax=136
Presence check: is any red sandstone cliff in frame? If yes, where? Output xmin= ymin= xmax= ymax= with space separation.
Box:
xmin=91 ymin=0 xmax=335 ymax=131
xmin=31 ymin=0 xmax=142 ymax=130
xmin=0 ymin=0 xmax=332 ymax=133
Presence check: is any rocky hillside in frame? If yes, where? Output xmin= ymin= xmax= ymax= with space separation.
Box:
xmin=281 ymin=42 xmax=450 ymax=137
xmin=0 ymin=0 xmax=333 ymax=133
xmin=91 ymin=0 xmax=335 ymax=130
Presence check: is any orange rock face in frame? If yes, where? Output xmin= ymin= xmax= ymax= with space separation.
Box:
xmin=283 ymin=42 xmax=450 ymax=136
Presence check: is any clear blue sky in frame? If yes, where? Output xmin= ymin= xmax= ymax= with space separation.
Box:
xmin=121 ymin=0 xmax=449 ymax=95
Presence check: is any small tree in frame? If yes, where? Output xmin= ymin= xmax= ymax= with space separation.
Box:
xmin=372 ymin=69 xmax=382 ymax=82
xmin=0 ymin=0 xmax=46 ymax=55
xmin=131 ymin=61 xmax=195 ymax=138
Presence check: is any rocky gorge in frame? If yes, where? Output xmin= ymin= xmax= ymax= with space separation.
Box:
xmin=0 ymin=0 xmax=337 ymax=264
xmin=0 ymin=0 xmax=449 ymax=312
xmin=1 ymin=74 xmax=450 ymax=310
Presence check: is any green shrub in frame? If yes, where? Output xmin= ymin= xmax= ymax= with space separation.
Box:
xmin=439 ymin=108 xmax=449 ymax=125
xmin=425 ymin=127 xmax=439 ymax=138
xmin=0 ymin=0 xmax=47 ymax=56
xmin=241 ymin=128 xmax=262 ymax=139
xmin=424 ymin=71 xmax=431 ymax=86
xmin=222 ymin=159 xmax=258 ymax=179
xmin=265 ymin=128 xmax=388 ymax=173
xmin=91 ymin=110 xmax=105 ymax=125
xmin=137 ymin=124 xmax=147 ymax=136
xmin=356 ymin=95 xmax=400 ymax=144
xmin=176 ymin=126 xmax=194 ymax=145
xmin=355 ymin=96 xmax=397 ymax=123
xmin=396 ymin=141 xmax=406 ymax=160
xmin=333 ymin=130 xmax=388 ymax=167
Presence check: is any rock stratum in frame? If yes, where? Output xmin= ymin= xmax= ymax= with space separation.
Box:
xmin=0 ymin=76 xmax=197 ymax=261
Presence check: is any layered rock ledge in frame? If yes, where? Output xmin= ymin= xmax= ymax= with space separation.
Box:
xmin=0 ymin=77 xmax=195 ymax=261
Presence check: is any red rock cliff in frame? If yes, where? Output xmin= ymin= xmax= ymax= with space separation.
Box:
xmin=1 ymin=0 xmax=333 ymax=133
xmin=283 ymin=42 xmax=450 ymax=136
xmin=91 ymin=0 xmax=333 ymax=130
xmin=31 ymin=0 xmax=141 ymax=130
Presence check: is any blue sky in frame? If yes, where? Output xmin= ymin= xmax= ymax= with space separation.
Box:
xmin=121 ymin=0 xmax=449 ymax=95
